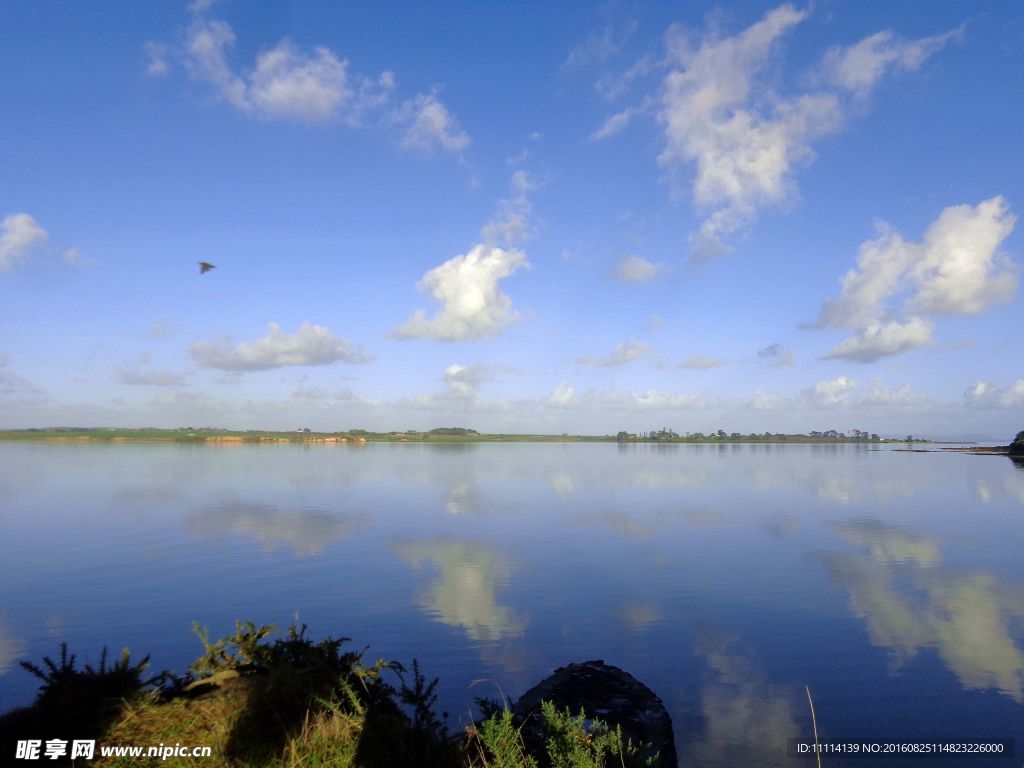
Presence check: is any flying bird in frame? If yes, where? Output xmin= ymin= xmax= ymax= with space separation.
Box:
xmin=199 ymin=262 xmax=216 ymax=274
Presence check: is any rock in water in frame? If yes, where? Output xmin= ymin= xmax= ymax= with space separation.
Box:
xmin=513 ymin=660 xmax=677 ymax=767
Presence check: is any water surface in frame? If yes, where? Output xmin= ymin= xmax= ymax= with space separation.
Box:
xmin=1 ymin=442 xmax=1022 ymax=765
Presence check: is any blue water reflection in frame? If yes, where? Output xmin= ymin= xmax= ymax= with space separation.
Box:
xmin=0 ymin=441 xmax=1021 ymax=764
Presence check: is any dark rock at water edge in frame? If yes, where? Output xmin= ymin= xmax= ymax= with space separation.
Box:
xmin=513 ymin=660 xmax=677 ymax=767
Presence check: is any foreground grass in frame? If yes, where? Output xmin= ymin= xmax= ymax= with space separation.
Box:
xmin=0 ymin=622 xmax=656 ymax=768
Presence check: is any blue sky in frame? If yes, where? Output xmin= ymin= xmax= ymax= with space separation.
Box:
xmin=1 ymin=1 xmax=1022 ymax=438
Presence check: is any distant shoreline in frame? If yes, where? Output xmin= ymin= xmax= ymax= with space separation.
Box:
xmin=0 ymin=428 xmax=936 ymax=445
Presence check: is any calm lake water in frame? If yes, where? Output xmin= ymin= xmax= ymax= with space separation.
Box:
xmin=2 ymin=441 xmax=1023 ymax=765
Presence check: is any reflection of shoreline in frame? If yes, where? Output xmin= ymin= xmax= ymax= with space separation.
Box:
xmin=818 ymin=520 xmax=1024 ymax=701
xmin=395 ymin=539 xmax=526 ymax=642
xmin=186 ymin=502 xmax=363 ymax=556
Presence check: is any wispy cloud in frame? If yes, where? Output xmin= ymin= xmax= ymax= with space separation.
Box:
xmin=574 ymin=339 xmax=652 ymax=367
xmin=158 ymin=2 xmax=467 ymax=154
xmin=822 ymin=26 xmax=964 ymax=96
xmin=591 ymin=5 xmax=961 ymax=256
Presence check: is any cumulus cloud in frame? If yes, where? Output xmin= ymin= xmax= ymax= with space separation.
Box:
xmin=574 ymin=339 xmax=652 ymax=367
xmin=191 ymin=322 xmax=372 ymax=371
xmin=181 ymin=8 xmax=383 ymax=123
xmin=758 ymin=343 xmax=795 ymax=367
xmin=394 ymin=245 xmax=529 ymax=342
xmin=394 ymin=90 xmax=470 ymax=153
xmin=817 ymin=198 xmax=1017 ymax=330
xmin=908 ymin=197 xmax=1018 ymax=315
xmin=812 ymin=198 xmax=1016 ymax=361
xmin=823 ymin=27 xmax=962 ymax=96
xmin=824 ymin=317 xmax=934 ymax=363
xmin=0 ymin=213 xmax=48 ymax=271
xmin=614 ymin=254 xmax=662 ymax=282
xmin=801 ymin=376 xmax=857 ymax=406
xmin=964 ymin=380 xmax=1024 ymax=409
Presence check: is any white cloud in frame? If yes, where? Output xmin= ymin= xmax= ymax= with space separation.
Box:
xmin=908 ymin=197 xmax=1018 ymax=315
xmin=247 ymin=42 xmax=351 ymax=122
xmin=758 ymin=343 xmax=796 ymax=367
xmin=191 ymin=322 xmax=372 ymax=371
xmin=594 ymin=387 xmax=706 ymax=411
xmin=578 ymin=6 xmax=958 ymax=255
xmin=824 ymin=317 xmax=934 ymax=363
xmin=614 ymin=254 xmax=662 ymax=282
xmin=394 ymin=245 xmax=529 ymax=341
xmin=801 ymin=376 xmax=857 ymax=406
xmin=658 ymin=5 xmax=843 ymax=255
xmin=546 ymin=382 xmax=575 ymax=408
xmin=813 ymin=197 xmax=1017 ymax=360
xmin=815 ymin=224 xmax=917 ymax=328
xmin=818 ymin=198 xmax=1017 ymax=329
xmin=574 ymin=339 xmax=652 ymax=367
xmin=394 ymin=90 xmax=470 ymax=154
xmin=965 ymin=380 xmax=1024 ymax=409
xmin=591 ymin=108 xmax=636 ymax=141
xmin=0 ymin=213 xmax=48 ymax=271
xmin=180 ymin=8 xmax=399 ymax=126
xmin=823 ymin=27 xmax=962 ymax=96
xmin=480 ymin=171 xmax=538 ymax=247
xmin=861 ymin=378 xmax=928 ymax=407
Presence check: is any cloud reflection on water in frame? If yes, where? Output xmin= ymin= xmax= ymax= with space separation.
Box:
xmin=395 ymin=539 xmax=526 ymax=642
xmin=682 ymin=626 xmax=800 ymax=768
xmin=820 ymin=520 xmax=1024 ymax=701
xmin=186 ymin=502 xmax=364 ymax=556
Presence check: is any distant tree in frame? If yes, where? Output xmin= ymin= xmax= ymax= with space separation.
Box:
xmin=1009 ymin=431 xmax=1024 ymax=456
xmin=870 ymin=433 xmax=880 ymax=442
